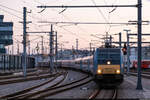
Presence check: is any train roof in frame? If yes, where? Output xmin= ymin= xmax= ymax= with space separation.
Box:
xmin=57 ymin=55 xmax=93 ymax=62
xmin=96 ymin=48 xmax=120 ymax=54
xmin=75 ymin=55 xmax=93 ymax=61
xmin=97 ymin=48 xmax=120 ymax=50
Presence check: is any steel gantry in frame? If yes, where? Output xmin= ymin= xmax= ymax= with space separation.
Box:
xmin=27 ymin=26 xmax=55 ymax=73
xmin=22 ymin=7 xmax=56 ymax=75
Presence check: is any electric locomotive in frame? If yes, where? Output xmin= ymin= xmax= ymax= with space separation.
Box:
xmin=93 ymin=47 xmax=124 ymax=86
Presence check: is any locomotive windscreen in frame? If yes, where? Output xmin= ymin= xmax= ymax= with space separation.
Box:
xmin=97 ymin=48 xmax=120 ymax=65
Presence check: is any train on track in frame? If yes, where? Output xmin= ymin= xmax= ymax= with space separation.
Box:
xmin=132 ymin=60 xmax=150 ymax=69
xmin=37 ymin=47 xmax=124 ymax=86
xmin=93 ymin=47 xmax=124 ymax=86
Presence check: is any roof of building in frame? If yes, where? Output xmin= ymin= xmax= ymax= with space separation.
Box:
xmin=0 ymin=15 xmax=4 ymax=20
xmin=0 ymin=22 xmax=13 ymax=26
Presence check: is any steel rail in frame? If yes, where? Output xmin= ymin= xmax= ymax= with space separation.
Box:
xmin=4 ymin=72 xmax=67 ymax=100
xmin=33 ymin=77 xmax=92 ymax=99
xmin=0 ymin=72 xmax=61 ymax=85
xmin=0 ymin=66 xmax=92 ymax=99
xmin=0 ymin=72 xmax=66 ymax=99
xmin=88 ymin=89 xmax=101 ymax=99
xmin=130 ymin=69 xmax=150 ymax=75
xmin=0 ymin=68 xmax=36 ymax=76
xmin=0 ymin=70 xmax=50 ymax=80
xmin=129 ymin=72 xmax=150 ymax=79
xmin=112 ymin=89 xmax=118 ymax=99
xmin=21 ymin=75 xmax=91 ymax=99
xmin=5 ymin=67 xmax=91 ymax=99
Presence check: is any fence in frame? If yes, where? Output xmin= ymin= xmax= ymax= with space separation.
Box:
xmin=0 ymin=54 xmax=35 ymax=71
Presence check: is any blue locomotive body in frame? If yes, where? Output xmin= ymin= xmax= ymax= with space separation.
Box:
xmin=93 ymin=48 xmax=124 ymax=86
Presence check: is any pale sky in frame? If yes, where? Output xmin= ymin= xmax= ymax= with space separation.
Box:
xmin=1 ymin=0 xmax=150 ymax=54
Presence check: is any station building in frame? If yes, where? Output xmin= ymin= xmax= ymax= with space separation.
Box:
xmin=0 ymin=15 xmax=13 ymax=53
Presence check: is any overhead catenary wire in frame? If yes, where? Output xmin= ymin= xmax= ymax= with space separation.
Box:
xmin=0 ymin=5 xmax=44 ymax=35
xmin=0 ymin=4 xmax=41 ymax=21
xmin=0 ymin=4 xmax=48 ymax=54
xmin=57 ymin=12 xmax=92 ymax=37
xmin=56 ymin=25 xmax=89 ymax=42
xmin=0 ymin=7 xmax=22 ymax=19
xmin=34 ymin=0 xmax=92 ymax=43
xmin=0 ymin=4 xmax=22 ymax=13
xmin=91 ymin=0 xmax=109 ymax=23
xmin=0 ymin=3 xmax=46 ymax=30
xmin=35 ymin=0 xmax=118 ymax=45
xmin=90 ymin=0 xmax=112 ymax=36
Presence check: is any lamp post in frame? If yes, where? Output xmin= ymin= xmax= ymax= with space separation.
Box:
xmin=58 ymin=41 xmax=69 ymax=60
xmin=124 ymin=29 xmax=131 ymax=75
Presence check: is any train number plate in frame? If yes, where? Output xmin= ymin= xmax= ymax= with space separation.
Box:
xmin=104 ymin=68 xmax=114 ymax=73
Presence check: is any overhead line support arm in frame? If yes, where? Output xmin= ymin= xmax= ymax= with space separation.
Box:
xmin=37 ymin=5 xmax=137 ymax=8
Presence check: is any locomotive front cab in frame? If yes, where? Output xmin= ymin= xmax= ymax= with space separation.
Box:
xmin=93 ymin=48 xmax=124 ymax=85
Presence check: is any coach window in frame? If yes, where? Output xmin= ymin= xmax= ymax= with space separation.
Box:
xmin=0 ymin=44 xmax=4 ymax=48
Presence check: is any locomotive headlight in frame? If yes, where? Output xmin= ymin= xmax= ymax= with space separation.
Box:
xmin=97 ymin=69 xmax=102 ymax=74
xmin=107 ymin=61 xmax=111 ymax=65
xmin=116 ymin=70 xmax=120 ymax=74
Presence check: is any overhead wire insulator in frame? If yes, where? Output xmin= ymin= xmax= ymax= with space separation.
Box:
xmin=59 ymin=8 xmax=67 ymax=14
xmin=38 ymin=8 xmax=46 ymax=13
xmin=109 ymin=7 xmax=117 ymax=13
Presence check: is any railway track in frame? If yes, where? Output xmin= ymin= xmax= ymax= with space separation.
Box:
xmin=88 ymin=89 xmax=100 ymax=99
xmin=0 ymin=71 xmax=64 ymax=85
xmin=142 ymin=72 xmax=150 ymax=75
xmin=0 ymin=69 xmax=52 ymax=80
xmin=0 ymin=71 xmax=67 ymax=99
xmin=130 ymin=69 xmax=150 ymax=75
xmin=0 ymin=66 xmax=94 ymax=99
xmin=0 ymin=68 xmax=37 ymax=76
xmin=129 ymin=72 xmax=150 ymax=79
xmin=14 ymin=75 xmax=92 ymax=99
xmin=112 ymin=89 xmax=118 ymax=99
xmin=88 ymin=88 xmax=118 ymax=99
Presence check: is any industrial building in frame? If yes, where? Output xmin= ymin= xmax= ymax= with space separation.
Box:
xmin=0 ymin=15 xmax=13 ymax=53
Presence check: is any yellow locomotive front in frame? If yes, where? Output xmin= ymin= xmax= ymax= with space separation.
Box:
xmin=93 ymin=48 xmax=124 ymax=86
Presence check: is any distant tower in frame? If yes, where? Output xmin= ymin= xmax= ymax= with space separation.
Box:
xmin=76 ymin=39 xmax=78 ymax=58
xmin=76 ymin=39 xmax=78 ymax=51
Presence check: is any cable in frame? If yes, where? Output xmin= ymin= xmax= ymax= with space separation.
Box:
xmin=34 ymin=0 xmax=93 ymax=40
xmin=55 ymin=10 xmax=94 ymax=39
xmin=0 ymin=3 xmax=45 ymax=27
xmin=0 ymin=5 xmax=46 ymax=47
xmin=103 ymin=0 xmax=119 ymax=34
xmin=37 ymin=2 xmax=92 ymax=43
xmin=21 ymin=0 xmax=49 ymax=32
xmin=0 ymin=7 xmax=22 ymax=19
xmin=32 ymin=1 xmax=97 ymax=45
xmin=0 ymin=4 xmax=22 ymax=14
xmin=0 ymin=4 xmax=44 ymax=34
xmin=56 ymin=25 xmax=89 ymax=42
xmin=90 ymin=0 xmax=112 ymax=35
xmin=91 ymin=0 xmax=109 ymax=23
xmin=13 ymin=37 xmax=22 ymax=43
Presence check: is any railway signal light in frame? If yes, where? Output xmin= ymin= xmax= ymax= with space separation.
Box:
xmin=122 ymin=43 xmax=127 ymax=55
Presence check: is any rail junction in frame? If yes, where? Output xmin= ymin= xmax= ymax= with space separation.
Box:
xmin=1 ymin=0 xmax=150 ymax=99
